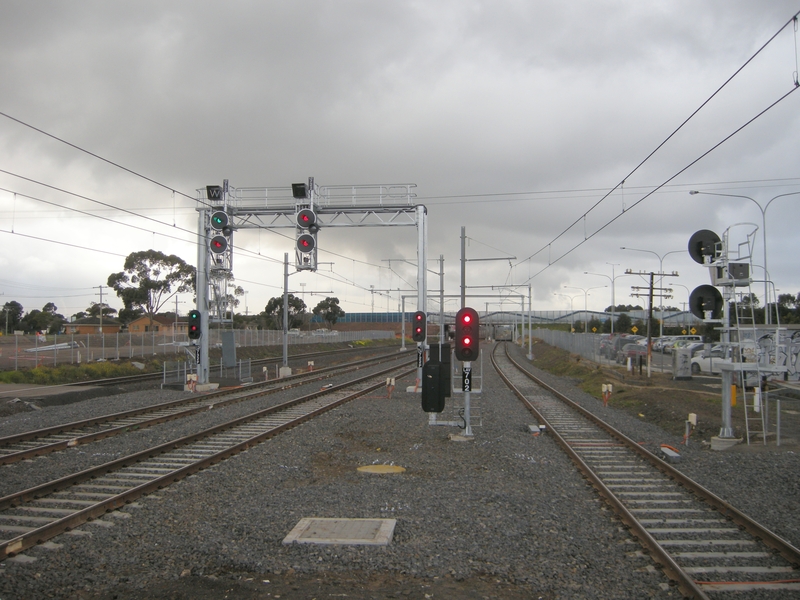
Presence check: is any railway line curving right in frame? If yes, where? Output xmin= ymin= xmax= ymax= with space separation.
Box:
xmin=492 ymin=341 xmax=800 ymax=599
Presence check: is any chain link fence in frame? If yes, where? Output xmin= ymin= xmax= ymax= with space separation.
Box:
xmin=0 ymin=329 xmax=393 ymax=371
xmin=532 ymin=329 xmax=605 ymax=362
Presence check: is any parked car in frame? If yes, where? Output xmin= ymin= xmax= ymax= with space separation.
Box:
xmin=664 ymin=335 xmax=703 ymax=354
xmin=680 ymin=341 xmax=707 ymax=357
xmin=652 ymin=337 xmax=673 ymax=352
xmin=599 ymin=337 xmax=615 ymax=358
xmin=691 ymin=347 xmax=731 ymax=374
xmin=616 ymin=343 xmax=648 ymax=364
xmin=602 ymin=334 xmax=644 ymax=359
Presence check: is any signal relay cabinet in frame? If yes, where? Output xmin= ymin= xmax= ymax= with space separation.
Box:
xmin=421 ymin=343 xmax=451 ymax=413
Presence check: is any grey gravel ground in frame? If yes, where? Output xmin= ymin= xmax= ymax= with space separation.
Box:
xmin=0 ymin=343 xmax=797 ymax=599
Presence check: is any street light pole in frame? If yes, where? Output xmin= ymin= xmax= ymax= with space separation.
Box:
xmin=666 ymin=281 xmax=691 ymax=327
xmin=585 ymin=263 xmax=625 ymax=333
xmin=689 ymin=190 xmax=800 ymax=325
xmin=555 ymin=293 xmax=582 ymax=332
xmin=564 ymin=285 xmax=607 ymax=332
xmin=620 ymin=246 xmax=682 ymax=337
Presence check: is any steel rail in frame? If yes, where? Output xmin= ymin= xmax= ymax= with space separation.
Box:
xmin=497 ymin=343 xmax=800 ymax=570
xmin=490 ymin=343 xmax=710 ymax=599
xmin=54 ymin=344 xmax=398 ymax=387
xmin=494 ymin=342 xmax=800 ymax=596
xmin=0 ymin=360 xmax=415 ymax=561
xmin=0 ymin=351 xmax=404 ymax=465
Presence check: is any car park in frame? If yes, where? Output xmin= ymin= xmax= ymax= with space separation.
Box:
xmin=602 ymin=334 xmax=644 ymax=359
xmin=652 ymin=337 xmax=673 ymax=352
xmin=691 ymin=347 xmax=731 ymax=374
xmin=663 ymin=335 xmax=702 ymax=354
xmin=616 ymin=342 xmax=648 ymax=364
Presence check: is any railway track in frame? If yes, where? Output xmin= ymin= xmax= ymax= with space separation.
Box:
xmin=0 ymin=358 xmax=415 ymax=561
xmin=57 ymin=345 xmax=398 ymax=388
xmin=0 ymin=350 xmax=405 ymax=465
xmin=492 ymin=342 xmax=800 ymax=599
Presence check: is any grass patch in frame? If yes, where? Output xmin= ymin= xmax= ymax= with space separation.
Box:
xmin=527 ymin=339 xmax=728 ymax=439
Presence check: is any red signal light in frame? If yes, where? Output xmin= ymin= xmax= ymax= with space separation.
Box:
xmin=210 ymin=235 xmax=228 ymax=254
xmin=296 ymin=234 xmax=315 ymax=253
xmin=455 ymin=307 xmax=479 ymax=361
xmin=412 ymin=311 xmax=426 ymax=342
xmin=188 ymin=309 xmax=201 ymax=340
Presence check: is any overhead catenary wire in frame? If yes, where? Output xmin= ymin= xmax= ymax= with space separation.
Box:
xmin=520 ymin=83 xmax=800 ymax=285
xmin=3 ymin=11 xmax=799 ymax=310
xmin=514 ymin=8 xmax=800 ymax=272
xmin=0 ymin=110 xmax=208 ymax=208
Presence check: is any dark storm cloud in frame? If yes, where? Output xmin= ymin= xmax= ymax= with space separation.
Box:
xmin=1 ymin=1 xmax=799 ymax=313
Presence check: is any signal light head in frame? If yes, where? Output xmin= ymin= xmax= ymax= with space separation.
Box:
xmin=297 ymin=208 xmax=317 ymax=228
xmin=187 ymin=309 xmax=201 ymax=340
xmin=454 ymin=307 xmax=479 ymax=361
xmin=210 ymin=235 xmax=228 ymax=253
xmin=210 ymin=211 xmax=229 ymax=231
xmin=412 ymin=311 xmax=427 ymax=342
xmin=296 ymin=233 xmax=315 ymax=253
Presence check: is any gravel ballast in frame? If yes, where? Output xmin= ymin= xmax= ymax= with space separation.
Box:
xmin=0 ymin=343 xmax=797 ymax=599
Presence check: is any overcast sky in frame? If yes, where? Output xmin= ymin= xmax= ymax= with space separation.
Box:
xmin=2 ymin=1 xmax=800 ymax=322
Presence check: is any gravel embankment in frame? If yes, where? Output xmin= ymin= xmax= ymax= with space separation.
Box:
xmin=0 ymin=343 xmax=796 ymax=599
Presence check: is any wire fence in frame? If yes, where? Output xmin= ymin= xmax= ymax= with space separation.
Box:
xmin=532 ymin=329 xmax=606 ymax=362
xmin=0 ymin=329 xmax=394 ymax=371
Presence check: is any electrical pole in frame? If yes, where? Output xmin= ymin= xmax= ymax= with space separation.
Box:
xmin=627 ymin=269 xmax=676 ymax=377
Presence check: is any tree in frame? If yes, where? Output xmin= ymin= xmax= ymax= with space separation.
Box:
xmin=776 ymin=292 xmax=800 ymax=324
xmin=313 ymin=297 xmax=345 ymax=328
xmin=107 ymin=250 xmax=195 ymax=328
xmin=117 ymin=307 xmax=145 ymax=326
xmin=20 ymin=303 xmax=66 ymax=334
xmin=615 ymin=313 xmax=633 ymax=333
xmin=263 ymin=294 xmax=306 ymax=330
xmin=605 ymin=304 xmax=643 ymax=313
xmin=209 ymin=271 xmax=246 ymax=320
xmin=2 ymin=301 xmax=24 ymax=334
xmin=86 ymin=302 xmax=117 ymax=319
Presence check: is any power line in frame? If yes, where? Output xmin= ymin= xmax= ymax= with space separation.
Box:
xmin=520 ymin=83 xmax=800 ymax=285
xmin=515 ymin=9 xmax=800 ymax=276
xmin=0 ymin=227 xmax=127 ymax=257
xmin=0 ymin=110 xmax=208 ymax=208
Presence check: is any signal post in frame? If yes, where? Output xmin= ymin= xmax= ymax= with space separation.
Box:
xmin=455 ymin=307 xmax=479 ymax=437
xmin=194 ymin=179 xmax=421 ymax=386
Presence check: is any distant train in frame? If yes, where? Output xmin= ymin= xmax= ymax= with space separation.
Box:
xmin=446 ymin=323 xmax=514 ymax=341
xmin=492 ymin=324 xmax=514 ymax=341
